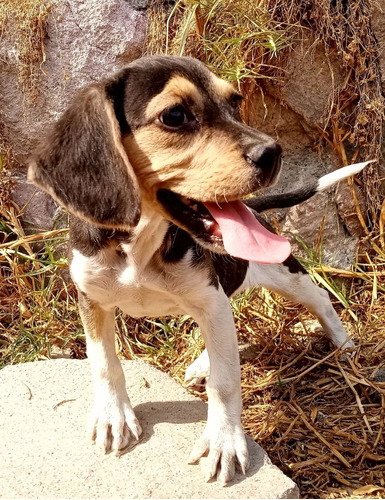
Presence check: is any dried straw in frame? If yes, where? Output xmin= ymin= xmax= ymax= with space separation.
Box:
xmin=1 ymin=2 xmax=385 ymax=497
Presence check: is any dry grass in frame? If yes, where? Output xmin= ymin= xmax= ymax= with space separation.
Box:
xmin=147 ymin=0 xmax=384 ymax=231
xmin=0 ymin=0 xmax=53 ymax=103
xmin=1 ymin=0 xmax=385 ymax=498
xmin=146 ymin=0 xmax=297 ymax=83
xmin=238 ymin=284 xmax=385 ymax=499
xmin=0 ymin=148 xmax=85 ymax=366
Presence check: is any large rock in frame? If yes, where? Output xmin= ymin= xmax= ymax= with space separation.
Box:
xmin=249 ymin=39 xmax=363 ymax=268
xmin=10 ymin=179 xmax=64 ymax=233
xmin=0 ymin=0 xmax=147 ymax=234
xmin=0 ymin=0 xmax=147 ymax=161
xmin=0 ymin=359 xmax=299 ymax=499
xmin=282 ymin=40 xmax=345 ymax=129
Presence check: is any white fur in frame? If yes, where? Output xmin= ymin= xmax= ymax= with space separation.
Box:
xmin=71 ymin=207 xmax=251 ymax=482
xmin=186 ymin=261 xmax=354 ymax=383
xmin=241 ymin=262 xmax=354 ymax=348
xmin=71 ymin=206 xmax=354 ymax=484
xmin=317 ymin=161 xmax=373 ymax=192
xmin=86 ymin=313 xmax=142 ymax=451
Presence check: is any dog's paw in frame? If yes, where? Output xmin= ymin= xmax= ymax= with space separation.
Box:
xmin=185 ymin=349 xmax=210 ymax=387
xmin=88 ymin=394 xmax=142 ymax=454
xmin=337 ymin=337 xmax=356 ymax=360
xmin=341 ymin=338 xmax=355 ymax=351
xmin=342 ymin=340 xmax=356 ymax=359
xmin=188 ymin=420 xmax=249 ymax=484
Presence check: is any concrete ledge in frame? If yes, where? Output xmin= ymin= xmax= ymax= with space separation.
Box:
xmin=0 ymin=359 xmax=299 ymax=499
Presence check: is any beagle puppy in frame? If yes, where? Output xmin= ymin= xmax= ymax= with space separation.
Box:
xmin=29 ymin=55 xmax=367 ymax=484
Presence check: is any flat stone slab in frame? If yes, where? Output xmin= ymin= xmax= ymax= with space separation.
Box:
xmin=0 ymin=359 xmax=299 ymax=499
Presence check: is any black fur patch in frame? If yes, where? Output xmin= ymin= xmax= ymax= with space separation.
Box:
xmin=161 ymin=224 xmax=196 ymax=263
xmin=105 ymin=72 xmax=131 ymax=136
xmin=282 ymin=255 xmax=307 ymax=274
xmin=160 ymin=224 xmax=250 ymax=296
xmin=30 ymin=84 xmax=141 ymax=229
xmin=160 ymin=224 xmax=218 ymax=288
xmin=69 ymin=216 xmax=133 ymax=258
xmin=211 ymin=254 xmax=249 ymax=297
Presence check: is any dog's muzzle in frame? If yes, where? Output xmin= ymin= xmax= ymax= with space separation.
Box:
xmin=244 ymin=142 xmax=282 ymax=187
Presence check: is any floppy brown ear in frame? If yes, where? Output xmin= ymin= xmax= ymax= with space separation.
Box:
xmin=28 ymin=83 xmax=141 ymax=229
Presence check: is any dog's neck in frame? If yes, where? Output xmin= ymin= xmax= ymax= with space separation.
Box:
xmin=120 ymin=205 xmax=169 ymax=272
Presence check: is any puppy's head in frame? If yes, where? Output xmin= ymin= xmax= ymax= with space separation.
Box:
xmin=29 ymin=55 xmax=282 ymax=253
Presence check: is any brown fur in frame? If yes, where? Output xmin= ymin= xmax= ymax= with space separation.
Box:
xmin=27 ymin=56 xmax=356 ymax=485
xmin=78 ymin=292 xmax=109 ymax=342
xmin=29 ymin=55 xmax=278 ymax=236
xmin=144 ymin=75 xmax=204 ymax=121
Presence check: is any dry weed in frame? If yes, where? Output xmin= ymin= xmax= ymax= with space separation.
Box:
xmin=1 ymin=1 xmax=385 ymax=498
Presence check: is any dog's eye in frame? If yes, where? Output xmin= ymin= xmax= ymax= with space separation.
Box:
xmin=160 ymin=105 xmax=188 ymax=128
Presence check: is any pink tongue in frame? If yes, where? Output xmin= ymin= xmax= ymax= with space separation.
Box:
xmin=204 ymin=200 xmax=291 ymax=264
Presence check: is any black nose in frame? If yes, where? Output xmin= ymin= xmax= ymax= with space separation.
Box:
xmin=245 ymin=143 xmax=282 ymax=171
xmin=245 ymin=142 xmax=282 ymax=186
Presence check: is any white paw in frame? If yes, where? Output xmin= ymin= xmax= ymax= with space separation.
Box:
xmin=338 ymin=337 xmax=356 ymax=360
xmin=341 ymin=337 xmax=355 ymax=350
xmin=185 ymin=349 xmax=210 ymax=387
xmin=188 ymin=420 xmax=249 ymax=484
xmin=88 ymin=393 xmax=142 ymax=454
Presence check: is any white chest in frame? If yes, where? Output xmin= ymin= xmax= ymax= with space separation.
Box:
xmin=70 ymin=248 xmax=192 ymax=317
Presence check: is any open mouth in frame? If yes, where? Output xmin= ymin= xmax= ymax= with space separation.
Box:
xmin=157 ymin=190 xmax=222 ymax=243
xmin=157 ymin=189 xmax=291 ymax=264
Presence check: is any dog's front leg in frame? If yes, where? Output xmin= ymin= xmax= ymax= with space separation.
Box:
xmin=78 ymin=292 xmax=142 ymax=453
xmin=185 ymin=292 xmax=249 ymax=484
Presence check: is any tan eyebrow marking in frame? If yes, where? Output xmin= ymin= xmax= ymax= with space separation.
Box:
xmin=211 ymin=73 xmax=236 ymax=100
xmin=145 ymin=75 xmax=204 ymax=121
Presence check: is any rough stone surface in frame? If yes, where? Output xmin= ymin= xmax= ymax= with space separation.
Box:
xmin=257 ymin=144 xmax=357 ymax=268
xmin=0 ymin=0 xmax=147 ymax=162
xmin=281 ymin=193 xmax=357 ymax=269
xmin=282 ymin=40 xmax=345 ymax=129
xmin=11 ymin=175 xmax=66 ymax=233
xmin=249 ymin=39 xmax=360 ymax=268
xmin=335 ymin=180 xmax=367 ymax=239
xmin=0 ymin=359 xmax=299 ymax=499
xmin=0 ymin=0 xmax=147 ymax=233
